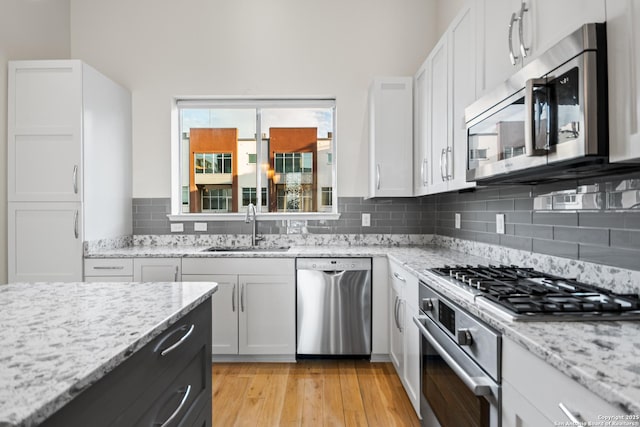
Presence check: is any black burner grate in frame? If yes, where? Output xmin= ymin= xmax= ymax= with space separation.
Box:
xmin=430 ymin=265 xmax=640 ymax=316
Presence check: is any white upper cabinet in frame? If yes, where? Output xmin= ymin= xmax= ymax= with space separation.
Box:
xmin=413 ymin=62 xmax=431 ymax=196
xmin=414 ymin=1 xmax=477 ymax=195
xmin=368 ymin=77 xmax=414 ymax=198
xmin=477 ymin=0 xmax=605 ymax=97
xmin=607 ymin=0 xmax=640 ymax=163
xmin=8 ymin=61 xmax=83 ymax=202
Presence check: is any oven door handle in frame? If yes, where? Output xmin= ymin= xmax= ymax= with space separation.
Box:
xmin=413 ymin=315 xmax=493 ymax=397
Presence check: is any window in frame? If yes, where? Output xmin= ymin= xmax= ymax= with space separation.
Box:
xmin=242 ymin=187 xmax=267 ymax=206
xmin=321 ymin=187 xmax=333 ymax=206
xmin=202 ymin=187 xmax=232 ymax=212
xmin=174 ymin=98 xmax=337 ymax=217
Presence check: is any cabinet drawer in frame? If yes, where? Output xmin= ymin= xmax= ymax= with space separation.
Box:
xmin=503 ymin=337 xmax=620 ymax=423
xmin=119 ymin=346 xmax=209 ymax=426
xmin=84 ymin=258 xmax=133 ymax=276
xmin=41 ymin=300 xmax=212 ymax=427
xmin=389 ymin=259 xmax=418 ymax=304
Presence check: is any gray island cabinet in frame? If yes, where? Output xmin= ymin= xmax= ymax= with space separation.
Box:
xmin=0 ymin=281 xmax=217 ymax=427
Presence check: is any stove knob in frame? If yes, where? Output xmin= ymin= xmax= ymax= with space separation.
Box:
xmin=422 ymin=298 xmax=435 ymax=312
xmin=457 ymin=328 xmax=473 ymax=346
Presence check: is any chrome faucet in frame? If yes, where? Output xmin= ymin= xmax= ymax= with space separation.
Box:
xmin=245 ymin=203 xmax=262 ymax=246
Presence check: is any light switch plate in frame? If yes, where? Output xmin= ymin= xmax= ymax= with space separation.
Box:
xmin=496 ymin=214 xmax=505 ymax=234
xmin=170 ymin=223 xmax=184 ymax=233
xmin=455 ymin=213 xmax=461 ymax=229
xmin=362 ymin=213 xmax=371 ymax=227
xmin=194 ymin=222 xmax=207 ymax=232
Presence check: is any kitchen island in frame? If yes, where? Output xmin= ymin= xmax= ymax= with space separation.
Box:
xmin=0 ymin=281 xmax=217 ymax=427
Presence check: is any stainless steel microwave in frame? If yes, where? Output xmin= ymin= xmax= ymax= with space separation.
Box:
xmin=465 ymin=23 xmax=630 ymax=184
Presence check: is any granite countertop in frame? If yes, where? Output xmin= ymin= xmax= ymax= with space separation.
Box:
xmin=0 ymin=281 xmax=218 ymax=427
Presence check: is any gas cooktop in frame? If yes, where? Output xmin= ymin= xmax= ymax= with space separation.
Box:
xmin=427 ymin=265 xmax=640 ymax=321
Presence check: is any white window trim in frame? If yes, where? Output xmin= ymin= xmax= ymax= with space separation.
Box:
xmin=170 ymin=96 xmax=340 ymax=221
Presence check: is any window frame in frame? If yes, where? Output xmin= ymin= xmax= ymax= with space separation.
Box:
xmin=170 ymin=96 xmax=339 ymax=221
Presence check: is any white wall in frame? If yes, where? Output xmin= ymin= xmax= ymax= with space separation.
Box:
xmin=69 ymin=0 xmax=438 ymax=198
xmin=1 ymin=0 xmax=71 ymax=284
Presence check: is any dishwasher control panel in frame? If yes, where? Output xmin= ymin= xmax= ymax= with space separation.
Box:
xmin=296 ymin=258 xmax=371 ymax=271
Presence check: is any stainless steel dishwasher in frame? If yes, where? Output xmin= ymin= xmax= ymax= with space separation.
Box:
xmin=296 ymin=258 xmax=372 ymax=357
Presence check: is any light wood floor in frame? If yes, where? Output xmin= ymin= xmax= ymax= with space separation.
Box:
xmin=212 ymin=360 xmax=421 ymax=427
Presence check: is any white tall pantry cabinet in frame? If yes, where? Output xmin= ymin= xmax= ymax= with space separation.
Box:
xmin=8 ymin=60 xmax=132 ymax=282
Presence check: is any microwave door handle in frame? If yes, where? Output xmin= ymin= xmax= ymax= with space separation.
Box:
xmin=413 ymin=315 xmax=494 ymax=397
xmin=525 ymin=78 xmax=548 ymax=156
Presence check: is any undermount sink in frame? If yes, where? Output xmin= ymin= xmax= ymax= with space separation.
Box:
xmin=202 ymin=246 xmax=290 ymax=252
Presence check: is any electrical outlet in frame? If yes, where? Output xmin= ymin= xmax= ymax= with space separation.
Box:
xmin=194 ymin=222 xmax=207 ymax=232
xmin=170 ymin=223 xmax=184 ymax=233
xmin=455 ymin=213 xmax=461 ymax=229
xmin=496 ymin=214 xmax=505 ymax=234
xmin=362 ymin=213 xmax=371 ymax=227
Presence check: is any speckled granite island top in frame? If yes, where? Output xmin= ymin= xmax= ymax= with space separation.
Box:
xmin=0 ymin=281 xmax=217 ymax=427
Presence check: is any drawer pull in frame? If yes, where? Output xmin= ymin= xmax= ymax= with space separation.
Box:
xmin=159 ymin=324 xmax=195 ymax=356
xmin=92 ymin=266 xmax=125 ymax=270
xmin=558 ymin=402 xmax=584 ymax=424
xmin=393 ymin=272 xmax=406 ymax=282
xmin=157 ymin=385 xmax=192 ymax=427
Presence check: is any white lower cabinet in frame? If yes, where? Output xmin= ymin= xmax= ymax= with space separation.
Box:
xmin=388 ymin=259 xmax=421 ymax=417
xmin=133 ymin=258 xmax=181 ymax=282
xmin=182 ymin=258 xmax=295 ymax=359
xmin=9 ymin=202 xmax=84 ymax=282
xmin=502 ymin=337 xmax=620 ymax=426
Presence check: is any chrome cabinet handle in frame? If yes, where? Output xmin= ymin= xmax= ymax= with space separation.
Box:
xmin=158 ymin=385 xmax=192 ymax=427
xmin=174 ymin=266 xmax=178 ymax=281
xmin=446 ymin=146 xmax=452 ymax=180
xmin=393 ymin=272 xmax=406 ymax=282
xmin=240 ymin=284 xmax=245 ymax=312
xmin=159 ymin=324 xmax=195 ymax=356
xmin=232 ymin=284 xmax=236 ymax=312
xmin=518 ymin=1 xmax=530 ymax=59
xmin=376 ymin=164 xmax=381 ymax=190
xmin=73 ymin=210 xmax=79 ymax=239
xmin=93 ymin=266 xmax=125 ymax=270
xmin=558 ymin=402 xmax=584 ymax=424
xmin=398 ymin=300 xmax=404 ymax=333
xmin=508 ymin=12 xmax=519 ymax=65
xmin=72 ymin=165 xmax=78 ymax=194
xmin=439 ymin=148 xmax=446 ymax=181
xmin=414 ymin=315 xmax=494 ymax=396
xmin=393 ymin=296 xmax=400 ymax=330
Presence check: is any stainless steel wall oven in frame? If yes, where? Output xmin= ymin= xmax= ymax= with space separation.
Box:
xmin=414 ymin=279 xmax=501 ymax=427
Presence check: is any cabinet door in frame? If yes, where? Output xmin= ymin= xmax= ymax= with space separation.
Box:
xmin=7 ymin=61 xmax=83 ymax=202
xmin=607 ymin=0 xmax=640 ymax=163
xmin=368 ymin=77 xmax=413 ymax=198
xmin=477 ymin=0 xmax=519 ymax=96
xmin=448 ymin=3 xmax=477 ymax=191
xmin=8 ymin=202 xmax=83 ymax=282
xmin=428 ymin=37 xmax=450 ymax=194
xmin=414 ymin=61 xmax=431 ymax=196
xmin=389 ymin=279 xmax=404 ymax=373
xmin=238 ymin=274 xmax=295 ymax=355
xmin=532 ymin=0 xmax=605 ymax=60
xmin=183 ymin=274 xmax=239 ymax=355
xmin=404 ymin=303 xmax=421 ymax=417
xmin=133 ymin=258 xmax=181 ymax=282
